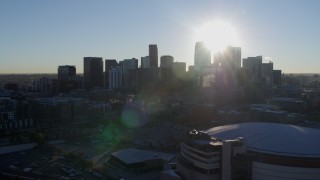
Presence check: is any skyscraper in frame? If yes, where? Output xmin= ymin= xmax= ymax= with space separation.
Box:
xmin=141 ymin=56 xmax=150 ymax=68
xmin=83 ymin=57 xmax=104 ymax=89
xmin=149 ymin=44 xmax=158 ymax=67
xmin=160 ymin=55 xmax=174 ymax=68
xmin=216 ymin=46 xmax=241 ymax=88
xmin=105 ymin=59 xmax=118 ymax=88
xmin=58 ymin=65 xmax=76 ymax=81
xmin=194 ymin=41 xmax=211 ymax=72
xmin=273 ymin=70 xmax=282 ymax=85
xmin=121 ymin=58 xmax=138 ymax=88
xmin=160 ymin=55 xmax=174 ymax=81
xmin=173 ymin=62 xmax=186 ymax=79
xmin=223 ymin=46 xmax=241 ymax=71
xmin=56 ymin=65 xmax=82 ymax=94
xmin=262 ymin=62 xmax=273 ymax=87
xmin=243 ymin=56 xmax=262 ymax=83
xmin=109 ymin=66 xmax=122 ymax=90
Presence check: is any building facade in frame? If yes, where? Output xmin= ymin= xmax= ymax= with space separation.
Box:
xmin=149 ymin=44 xmax=158 ymax=68
xmin=121 ymin=58 xmax=138 ymax=88
xmin=160 ymin=55 xmax=174 ymax=68
xmin=105 ymin=59 xmax=118 ymax=88
xmin=58 ymin=65 xmax=76 ymax=81
xmin=171 ymin=123 xmax=320 ymax=180
xmin=242 ymin=56 xmax=263 ymax=84
xmin=83 ymin=57 xmax=104 ymax=89
xmin=141 ymin=56 xmax=150 ymax=68
xmin=194 ymin=41 xmax=211 ymax=72
xmin=173 ymin=62 xmax=186 ymax=79
xmin=109 ymin=66 xmax=122 ymax=90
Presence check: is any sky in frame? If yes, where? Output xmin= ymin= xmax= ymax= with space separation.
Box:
xmin=0 ymin=0 xmax=320 ymax=74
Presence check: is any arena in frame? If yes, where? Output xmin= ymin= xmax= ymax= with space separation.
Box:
xmin=176 ymin=122 xmax=320 ymax=180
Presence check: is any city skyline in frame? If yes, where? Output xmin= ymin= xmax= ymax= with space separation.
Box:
xmin=1 ymin=0 xmax=320 ymax=74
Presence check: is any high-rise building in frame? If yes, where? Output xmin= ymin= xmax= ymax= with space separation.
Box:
xmin=194 ymin=41 xmax=211 ymax=72
xmin=262 ymin=62 xmax=274 ymax=87
xmin=58 ymin=65 xmax=76 ymax=81
xmin=273 ymin=70 xmax=282 ymax=85
xmin=109 ymin=66 xmax=122 ymax=90
xmin=105 ymin=59 xmax=117 ymax=71
xmin=55 ymin=65 xmax=82 ymax=94
xmin=141 ymin=56 xmax=150 ymax=68
xmin=149 ymin=44 xmax=158 ymax=67
xmin=213 ymin=46 xmax=241 ymax=89
xmin=105 ymin=59 xmax=118 ymax=88
xmin=160 ymin=55 xmax=174 ymax=68
xmin=121 ymin=58 xmax=138 ymax=88
xmin=173 ymin=62 xmax=186 ymax=79
xmin=127 ymin=68 xmax=160 ymax=92
xmin=223 ymin=46 xmax=241 ymax=71
xmin=243 ymin=56 xmax=262 ymax=83
xmin=83 ymin=57 xmax=104 ymax=89
xmin=160 ymin=55 xmax=174 ymax=81
xmin=122 ymin=58 xmax=138 ymax=72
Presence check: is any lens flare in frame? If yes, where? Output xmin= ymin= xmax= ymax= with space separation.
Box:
xmin=120 ymin=102 xmax=149 ymax=128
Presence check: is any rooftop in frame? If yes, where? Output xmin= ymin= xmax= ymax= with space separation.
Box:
xmin=205 ymin=122 xmax=320 ymax=158
xmin=111 ymin=148 xmax=174 ymax=165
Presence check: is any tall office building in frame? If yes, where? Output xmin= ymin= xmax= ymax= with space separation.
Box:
xmin=105 ymin=59 xmax=118 ymax=71
xmin=273 ymin=70 xmax=282 ymax=85
xmin=105 ymin=59 xmax=118 ymax=88
xmin=160 ymin=55 xmax=174 ymax=68
xmin=159 ymin=55 xmax=174 ymax=81
xmin=109 ymin=66 xmax=122 ymax=90
xmin=243 ymin=56 xmax=263 ymax=83
xmin=55 ymin=65 xmax=82 ymax=94
xmin=83 ymin=57 xmax=104 ymax=89
xmin=194 ymin=41 xmax=211 ymax=72
xmin=121 ymin=58 xmax=138 ymax=88
xmin=122 ymin=58 xmax=138 ymax=72
xmin=223 ymin=46 xmax=241 ymax=70
xmin=58 ymin=65 xmax=76 ymax=80
xmin=262 ymin=62 xmax=274 ymax=87
xmin=214 ymin=46 xmax=241 ymax=88
xmin=141 ymin=56 xmax=150 ymax=68
xmin=173 ymin=62 xmax=186 ymax=79
xmin=149 ymin=44 xmax=158 ymax=67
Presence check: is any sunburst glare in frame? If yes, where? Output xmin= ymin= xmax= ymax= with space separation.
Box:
xmin=195 ymin=20 xmax=240 ymax=53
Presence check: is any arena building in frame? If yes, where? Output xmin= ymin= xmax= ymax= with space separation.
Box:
xmin=174 ymin=122 xmax=320 ymax=180
xmin=106 ymin=148 xmax=174 ymax=174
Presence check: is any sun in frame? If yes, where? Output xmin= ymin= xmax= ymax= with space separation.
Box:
xmin=195 ymin=20 xmax=239 ymax=53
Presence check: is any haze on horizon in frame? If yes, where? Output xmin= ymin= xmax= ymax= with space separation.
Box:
xmin=1 ymin=0 xmax=320 ymax=74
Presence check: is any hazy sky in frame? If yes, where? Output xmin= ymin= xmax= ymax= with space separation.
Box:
xmin=1 ymin=0 xmax=320 ymax=73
